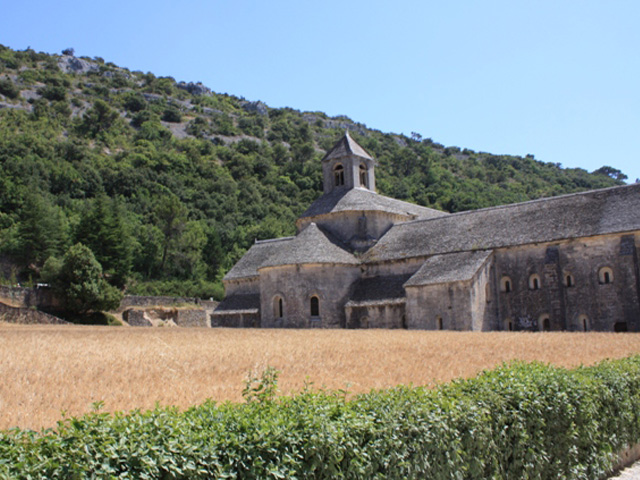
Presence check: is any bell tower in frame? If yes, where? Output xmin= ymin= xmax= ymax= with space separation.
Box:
xmin=321 ymin=132 xmax=376 ymax=194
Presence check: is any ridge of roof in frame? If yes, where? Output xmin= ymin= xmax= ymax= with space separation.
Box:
xmin=402 ymin=182 xmax=638 ymax=228
xmin=322 ymin=131 xmax=373 ymax=162
xmin=365 ymin=183 xmax=640 ymax=263
xmin=259 ymin=222 xmax=359 ymax=269
xmin=255 ymin=236 xmax=295 ymax=245
xmin=298 ymin=186 xmax=448 ymax=220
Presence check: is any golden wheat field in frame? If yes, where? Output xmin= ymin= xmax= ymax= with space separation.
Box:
xmin=1 ymin=324 xmax=640 ymax=431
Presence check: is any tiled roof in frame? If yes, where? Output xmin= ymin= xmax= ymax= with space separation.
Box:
xmin=223 ymin=237 xmax=293 ymax=281
xmin=212 ymin=293 xmax=260 ymax=314
xmin=259 ymin=223 xmax=359 ymax=269
xmin=404 ymin=251 xmax=493 ymax=287
xmin=299 ymin=187 xmax=448 ymax=220
xmin=322 ymin=131 xmax=373 ymax=162
xmin=345 ymin=274 xmax=412 ymax=307
xmin=366 ymin=183 xmax=640 ymax=263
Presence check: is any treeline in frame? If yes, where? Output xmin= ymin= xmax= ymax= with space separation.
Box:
xmin=0 ymin=44 xmax=625 ymax=300
xmin=2 ymin=358 xmax=639 ymax=478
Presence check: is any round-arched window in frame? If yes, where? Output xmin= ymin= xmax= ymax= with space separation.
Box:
xmin=598 ymin=267 xmax=614 ymax=285
xmin=529 ymin=274 xmax=541 ymax=290
xmin=273 ymin=296 xmax=284 ymax=319
xmin=564 ymin=272 xmax=575 ymax=287
xmin=500 ymin=276 xmax=512 ymax=293
xmin=334 ymin=164 xmax=345 ymax=186
xmin=310 ymin=295 xmax=320 ymax=317
xmin=578 ymin=314 xmax=589 ymax=332
xmin=539 ymin=314 xmax=551 ymax=331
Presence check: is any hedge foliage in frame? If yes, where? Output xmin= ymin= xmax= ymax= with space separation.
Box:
xmin=2 ymin=357 xmax=640 ymax=479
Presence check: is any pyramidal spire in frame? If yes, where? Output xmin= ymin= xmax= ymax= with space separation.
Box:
xmin=322 ymin=131 xmax=373 ymax=162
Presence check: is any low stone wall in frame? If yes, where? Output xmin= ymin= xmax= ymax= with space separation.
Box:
xmin=0 ymin=285 xmax=59 ymax=309
xmin=0 ymin=302 xmax=68 ymax=325
xmin=175 ymin=309 xmax=209 ymax=327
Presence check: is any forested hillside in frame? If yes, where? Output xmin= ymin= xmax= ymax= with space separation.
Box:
xmin=0 ymin=45 xmax=625 ymax=299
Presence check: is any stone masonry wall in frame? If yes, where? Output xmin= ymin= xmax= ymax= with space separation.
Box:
xmin=495 ymin=234 xmax=640 ymax=332
xmin=0 ymin=302 xmax=67 ymax=325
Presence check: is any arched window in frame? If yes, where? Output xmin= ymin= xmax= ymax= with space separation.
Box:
xmin=310 ymin=295 xmax=320 ymax=317
xmin=334 ymin=164 xmax=344 ymax=186
xmin=564 ymin=273 xmax=575 ymax=287
xmin=529 ymin=274 xmax=541 ymax=290
xmin=359 ymin=164 xmax=368 ymax=188
xmin=273 ymin=296 xmax=284 ymax=318
xmin=436 ymin=316 xmax=443 ymax=330
xmin=578 ymin=314 xmax=589 ymax=332
xmin=500 ymin=276 xmax=512 ymax=293
xmin=539 ymin=315 xmax=550 ymax=331
xmin=599 ymin=267 xmax=614 ymax=285
xmin=485 ymin=283 xmax=492 ymax=303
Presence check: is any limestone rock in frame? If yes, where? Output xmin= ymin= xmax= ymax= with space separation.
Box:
xmin=176 ymin=81 xmax=212 ymax=96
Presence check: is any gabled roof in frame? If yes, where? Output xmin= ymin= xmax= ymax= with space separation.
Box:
xmin=404 ymin=251 xmax=493 ymax=287
xmin=322 ymin=131 xmax=373 ymax=162
xmin=366 ymin=183 xmax=640 ymax=263
xmin=223 ymin=237 xmax=293 ymax=281
xmin=299 ymin=187 xmax=448 ymax=220
xmin=345 ymin=274 xmax=412 ymax=307
xmin=259 ymin=223 xmax=359 ymax=269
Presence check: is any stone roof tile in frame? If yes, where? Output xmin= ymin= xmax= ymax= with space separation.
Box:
xmin=259 ymin=223 xmax=359 ymax=269
xmin=404 ymin=251 xmax=493 ymax=287
xmin=299 ymin=187 xmax=448 ymax=220
xmin=223 ymin=237 xmax=293 ymax=281
xmin=212 ymin=293 xmax=260 ymax=314
xmin=345 ymin=274 xmax=412 ymax=307
xmin=366 ymin=183 xmax=640 ymax=263
xmin=322 ymin=131 xmax=373 ymax=162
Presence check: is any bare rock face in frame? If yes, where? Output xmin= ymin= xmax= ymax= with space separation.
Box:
xmin=176 ymin=81 xmax=212 ymax=96
xmin=58 ymin=56 xmax=99 ymax=74
xmin=241 ymin=100 xmax=268 ymax=116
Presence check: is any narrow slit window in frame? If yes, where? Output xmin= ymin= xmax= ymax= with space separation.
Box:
xmin=359 ymin=164 xmax=368 ymax=188
xmin=310 ymin=296 xmax=320 ymax=317
xmin=334 ymin=164 xmax=344 ymax=186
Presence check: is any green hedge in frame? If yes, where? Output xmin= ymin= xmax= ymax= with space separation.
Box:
xmin=2 ymin=357 xmax=640 ymax=479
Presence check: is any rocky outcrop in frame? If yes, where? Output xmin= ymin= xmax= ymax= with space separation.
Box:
xmin=57 ymin=56 xmax=99 ymax=74
xmin=241 ymin=101 xmax=268 ymax=116
xmin=176 ymin=81 xmax=212 ymax=96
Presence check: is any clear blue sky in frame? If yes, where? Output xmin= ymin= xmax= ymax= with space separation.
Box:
xmin=2 ymin=0 xmax=639 ymax=182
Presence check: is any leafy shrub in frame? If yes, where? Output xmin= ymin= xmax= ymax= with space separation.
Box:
xmin=0 ymin=78 xmax=19 ymax=99
xmin=38 ymin=84 xmax=66 ymax=101
xmin=162 ymin=105 xmax=182 ymax=123
xmin=1 ymin=357 xmax=639 ymax=479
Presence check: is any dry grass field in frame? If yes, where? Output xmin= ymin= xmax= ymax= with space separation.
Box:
xmin=1 ymin=323 xmax=640 ymax=431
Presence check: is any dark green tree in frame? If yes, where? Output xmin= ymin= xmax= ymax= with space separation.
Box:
xmin=17 ymin=193 xmax=69 ymax=269
xmin=154 ymin=194 xmax=188 ymax=273
xmin=75 ymin=196 xmax=134 ymax=288
xmin=78 ymin=99 xmax=120 ymax=137
xmin=48 ymin=243 xmax=122 ymax=314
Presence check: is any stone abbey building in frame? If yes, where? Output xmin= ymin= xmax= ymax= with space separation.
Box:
xmin=213 ymin=133 xmax=640 ymax=332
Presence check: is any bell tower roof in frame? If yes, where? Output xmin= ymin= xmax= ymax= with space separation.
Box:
xmin=322 ymin=131 xmax=374 ymax=162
